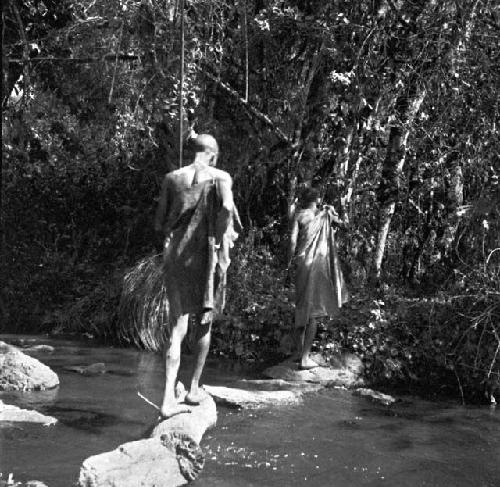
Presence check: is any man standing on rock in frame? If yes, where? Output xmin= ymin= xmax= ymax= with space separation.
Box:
xmin=287 ymin=187 xmax=349 ymax=370
xmin=154 ymin=134 xmax=241 ymax=418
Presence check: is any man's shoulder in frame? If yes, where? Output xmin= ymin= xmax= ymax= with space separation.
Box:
xmin=210 ymin=167 xmax=232 ymax=182
xmin=165 ymin=167 xmax=186 ymax=178
xmin=164 ymin=167 xmax=190 ymax=185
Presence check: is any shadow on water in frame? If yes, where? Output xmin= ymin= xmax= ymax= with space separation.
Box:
xmin=42 ymin=405 xmax=122 ymax=432
xmin=1 ymin=335 xmax=500 ymax=487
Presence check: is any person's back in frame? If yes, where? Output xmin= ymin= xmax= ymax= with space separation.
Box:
xmin=168 ymin=163 xmax=230 ymax=188
xmin=294 ymin=208 xmax=319 ymax=254
xmin=288 ymin=187 xmax=348 ymax=369
xmin=154 ymin=134 xmax=238 ymax=418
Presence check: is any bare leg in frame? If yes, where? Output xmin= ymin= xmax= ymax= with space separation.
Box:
xmin=300 ymin=317 xmax=319 ymax=369
xmin=185 ymin=321 xmax=212 ymax=405
xmin=160 ymin=313 xmax=192 ymax=418
xmin=289 ymin=308 xmax=306 ymax=361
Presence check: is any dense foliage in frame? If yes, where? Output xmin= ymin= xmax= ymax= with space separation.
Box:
xmin=1 ymin=0 xmax=499 ymax=403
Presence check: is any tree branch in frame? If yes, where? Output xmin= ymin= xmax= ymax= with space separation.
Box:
xmin=8 ymin=54 xmax=139 ymax=63
xmin=10 ymin=0 xmax=30 ymax=104
xmin=199 ymin=68 xmax=290 ymax=144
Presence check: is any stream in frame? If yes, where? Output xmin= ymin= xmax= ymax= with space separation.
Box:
xmin=1 ymin=335 xmax=499 ymax=487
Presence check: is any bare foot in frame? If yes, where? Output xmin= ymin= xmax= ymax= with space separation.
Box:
xmin=184 ymin=388 xmax=208 ymax=405
xmin=299 ymin=357 xmax=319 ymax=370
xmin=159 ymin=403 xmax=192 ymax=419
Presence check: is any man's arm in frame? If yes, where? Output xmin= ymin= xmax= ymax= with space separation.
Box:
xmin=287 ymin=214 xmax=299 ymax=268
xmin=215 ymin=173 xmax=235 ymax=239
xmin=217 ymin=173 xmax=234 ymax=213
xmin=325 ymin=204 xmax=349 ymax=229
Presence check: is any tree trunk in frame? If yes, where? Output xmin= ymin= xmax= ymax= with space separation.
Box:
xmin=372 ymin=85 xmax=426 ymax=282
xmin=371 ymin=0 xmax=480 ymax=283
xmin=441 ymin=152 xmax=464 ymax=260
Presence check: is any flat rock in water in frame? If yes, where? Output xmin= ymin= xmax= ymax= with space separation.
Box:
xmin=79 ymin=391 xmax=216 ymax=486
xmin=22 ymin=344 xmax=55 ymax=354
xmin=203 ymin=384 xmax=304 ymax=408
xmin=78 ymin=437 xmax=188 ymax=487
xmin=236 ymin=378 xmax=323 ymax=393
xmin=263 ymin=353 xmax=364 ymax=387
xmin=64 ymin=363 xmax=106 ymax=376
xmin=353 ymin=388 xmax=396 ymax=406
xmin=0 ymin=399 xmax=57 ymax=425
xmin=0 ymin=475 xmax=49 ymax=487
xmin=0 ymin=341 xmax=59 ymax=391
xmin=151 ymin=393 xmax=217 ymax=444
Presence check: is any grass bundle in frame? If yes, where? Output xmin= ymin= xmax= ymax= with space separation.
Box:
xmin=118 ymin=253 xmax=170 ymax=351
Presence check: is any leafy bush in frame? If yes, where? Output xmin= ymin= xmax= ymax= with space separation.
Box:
xmin=211 ymin=231 xmax=294 ymax=362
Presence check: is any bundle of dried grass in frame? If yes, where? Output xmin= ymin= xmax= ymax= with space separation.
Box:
xmin=118 ymin=254 xmax=170 ymax=351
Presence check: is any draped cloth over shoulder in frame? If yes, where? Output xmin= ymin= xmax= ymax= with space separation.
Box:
xmin=295 ymin=209 xmax=348 ymax=326
xmin=162 ymin=179 xmax=241 ymax=325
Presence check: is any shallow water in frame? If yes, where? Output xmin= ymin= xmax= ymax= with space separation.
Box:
xmin=1 ymin=335 xmax=499 ymax=487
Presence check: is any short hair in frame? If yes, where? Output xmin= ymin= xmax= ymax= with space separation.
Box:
xmin=191 ymin=134 xmax=219 ymax=156
xmin=300 ymin=187 xmax=320 ymax=206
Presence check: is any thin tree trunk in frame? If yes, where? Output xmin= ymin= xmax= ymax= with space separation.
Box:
xmin=286 ymin=41 xmax=325 ymax=219
xmin=442 ymin=152 xmax=464 ymax=259
xmin=372 ymin=85 xmax=426 ymax=281
xmin=372 ymin=0 xmax=480 ymax=283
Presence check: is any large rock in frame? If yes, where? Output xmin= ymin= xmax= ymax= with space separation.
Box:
xmin=0 ymin=399 xmax=57 ymax=426
xmin=79 ymin=437 xmax=189 ymax=487
xmin=0 ymin=341 xmax=59 ymax=391
xmin=151 ymin=393 xmax=217 ymax=443
xmin=0 ymin=475 xmax=49 ymax=487
xmin=263 ymin=352 xmax=364 ymax=387
xmin=203 ymin=379 xmax=322 ymax=408
xmin=78 ymin=393 xmax=217 ymax=487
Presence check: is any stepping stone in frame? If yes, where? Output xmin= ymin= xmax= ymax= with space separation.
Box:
xmin=79 ymin=386 xmax=217 ymax=487
xmin=22 ymin=344 xmax=55 ymax=354
xmin=263 ymin=353 xmax=364 ymax=388
xmin=353 ymin=388 xmax=396 ymax=406
xmin=0 ymin=341 xmax=59 ymax=391
xmin=0 ymin=400 xmax=57 ymax=426
xmin=204 ymin=384 xmax=307 ymax=408
xmin=64 ymin=363 xmax=106 ymax=376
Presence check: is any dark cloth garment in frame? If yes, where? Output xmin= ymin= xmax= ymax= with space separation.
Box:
xmin=162 ymin=179 xmax=240 ymax=324
xmin=295 ymin=209 xmax=348 ymax=325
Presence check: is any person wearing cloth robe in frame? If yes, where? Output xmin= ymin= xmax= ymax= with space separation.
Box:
xmin=287 ymin=187 xmax=349 ymax=370
xmin=154 ymin=134 xmax=241 ymax=418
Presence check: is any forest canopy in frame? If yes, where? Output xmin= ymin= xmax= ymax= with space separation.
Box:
xmin=1 ymin=0 xmax=499 ymax=402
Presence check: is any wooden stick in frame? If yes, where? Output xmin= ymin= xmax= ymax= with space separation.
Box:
xmin=137 ymin=391 xmax=160 ymax=411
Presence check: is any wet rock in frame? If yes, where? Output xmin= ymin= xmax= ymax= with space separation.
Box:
xmin=79 ymin=387 xmax=217 ymax=487
xmin=22 ymin=345 xmax=55 ymax=354
xmin=327 ymin=352 xmax=364 ymax=376
xmin=0 ymin=341 xmax=59 ymax=391
xmin=263 ymin=353 xmax=364 ymax=388
xmin=0 ymin=399 xmax=57 ymax=425
xmin=79 ymin=437 xmax=188 ymax=487
xmin=151 ymin=392 xmax=217 ymax=444
xmin=237 ymin=378 xmax=323 ymax=393
xmin=64 ymin=363 xmax=106 ymax=376
xmin=205 ymin=381 xmax=316 ymax=408
xmin=160 ymin=432 xmax=205 ymax=482
xmin=353 ymin=388 xmax=396 ymax=406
